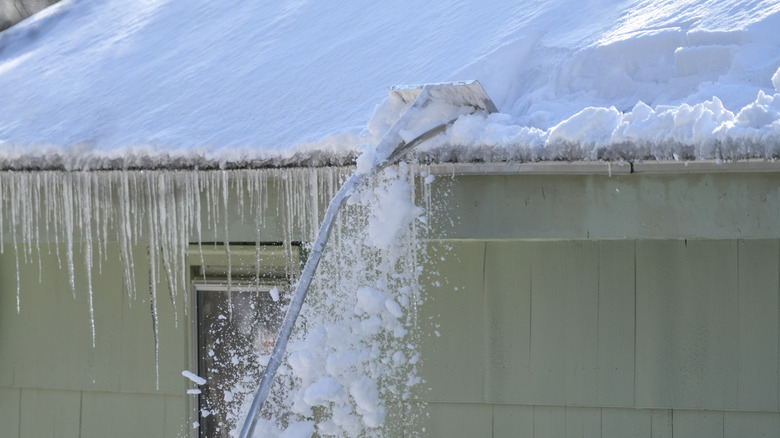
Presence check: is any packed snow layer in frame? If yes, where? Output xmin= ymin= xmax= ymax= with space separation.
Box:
xmin=1 ymin=0 xmax=780 ymax=167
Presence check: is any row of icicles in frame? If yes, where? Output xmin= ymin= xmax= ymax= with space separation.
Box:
xmin=0 ymin=167 xmax=352 ymax=387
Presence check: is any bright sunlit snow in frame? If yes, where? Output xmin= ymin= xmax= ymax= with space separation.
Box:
xmin=1 ymin=0 xmax=779 ymax=168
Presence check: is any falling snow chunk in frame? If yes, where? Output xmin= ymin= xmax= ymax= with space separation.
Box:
xmin=182 ymin=370 xmax=207 ymax=386
xmin=355 ymin=286 xmax=387 ymax=315
xmin=385 ymin=299 xmax=404 ymax=318
xmin=269 ymin=286 xmax=280 ymax=302
xmin=303 ymin=377 xmax=344 ymax=406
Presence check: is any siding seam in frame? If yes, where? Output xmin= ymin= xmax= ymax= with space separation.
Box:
xmin=78 ymin=390 xmax=83 ymax=437
xmin=17 ymin=388 xmax=21 ymax=438
xmin=482 ymin=242 xmax=488 ymax=404
xmin=633 ymin=240 xmax=638 ymax=410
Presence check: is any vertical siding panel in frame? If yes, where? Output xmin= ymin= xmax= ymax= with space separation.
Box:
xmin=529 ymin=242 xmax=599 ymax=406
xmin=423 ymin=402 xmax=492 ymax=438
xmin=636 ymin=240 xmax=739 ymax=409
xmin=602 ymin=408 xmax=651 ymax=438
xmin=11 ymin=250 xmax=92 ymax=390
xmin=564 ymin=241 xmax=600 ymax=406
xmin=673 ymin=410 xmax=724 ymax=438
xmin=20 ymin=389 xmax=82 ymax=437
xmin=564 ymin=407 xmax=601 ymax=438
xmin=484 ymin=241 xmax=532 ymax=404
xmin=534 ymin=406 xmax=566 ymax=438
xmin=598 ymin=240 xmax=636 ymax=407
xmin=420 ymin=241 xmax=486 ymax=402
xmin=81 ymin=392 xmax=167 ymax=438
xmin=724 ymin=411 xmax=780 ymax=438
xmin=651 ymin=409 xmax=673 ymax=438
xmin=0 ymin=252 xmax=20 ymax=388
xmin=493 ymin=404 xmax=533 ymax=438
xmin=0 ymin=387 xmax=20 ymax=438
xmin=737 ymin=239 xmax=779 ymax=412
xmin=164 ymin=395 xmax=188 ymax=437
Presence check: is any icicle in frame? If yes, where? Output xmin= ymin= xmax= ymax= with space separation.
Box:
xmin=209 ymin=171 xmax=219 ymax=239
xmin=157 ymin=173 xmax=179 ymax=327
xmin=0 ymin=174 xmax=5 ymax=254
xmin=78 ymin=173 xmax=97 ymax=348
xmin=46 ymin=172 xmax=63 ymax=269
xmin=9 ymin=174 xmax=21 ymax=313
xmin=236 ymin=169 xmax=245 ymax=219
xmin=145 ymin=178 xmax=161 ymax=390
xmin=119 ymin=170 xmax=137 ymax=301
xmin=132 ymin=171 xmax=142 ymax=247
xmin=222 ymin=170 xmax=232 ymax=320
xmin=19 ymin=173 xmax=31 ymax=265
xmin=178 ymin=172 xmax=191 ymax=317
xmin=63 ymin=173 xmax=76 ymax=297
xmin=194 ymin=171 xmax=205 ymax=280
xmin=32 ymin=173 xmax=43 ymax=282
xmin=90 ymin=173 xmax=104 ymax=275
xmin=253 ymin=170 xmax=264 ymax=287
xmin=308 ymin=167 xmax=319 ymax=242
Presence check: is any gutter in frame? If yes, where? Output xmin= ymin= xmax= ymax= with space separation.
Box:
xmin=424 ymin=160 xmax=780 ymax=176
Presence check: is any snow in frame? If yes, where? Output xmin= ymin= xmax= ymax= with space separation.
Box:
xmin=0 ymin=166 xmax=430 ymax=436
xmin=0 ymin=0 xmax=779 ymax=167
xmin=182 ymin=370 xmax=207 ymax=386
xmin=268 ymin=286 xmax=280 ymax=303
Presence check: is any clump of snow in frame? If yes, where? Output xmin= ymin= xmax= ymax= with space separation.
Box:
xmin=355 ymin=286 xmax=387 ymax=315
xmin=269 ymin=286 xmax=280 ymax=303
xmin=182 ymin=370 xmax=207 ymax=386
xmin=365 ymin=167 xmax=425 ymax=249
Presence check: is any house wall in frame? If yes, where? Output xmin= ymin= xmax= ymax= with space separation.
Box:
xmin=0 ymin=243 xmax=188 ymax=437
xmin=420 ymin=239 xmax=780 ymax=438
xmin=416 ymin=168 xmax=780 ymax=437
xmin=1 ymin=166 xmax=780 ymax=437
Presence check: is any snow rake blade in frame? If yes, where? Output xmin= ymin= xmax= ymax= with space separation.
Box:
xmin=239 ymin=80 xmax=496 ymax=438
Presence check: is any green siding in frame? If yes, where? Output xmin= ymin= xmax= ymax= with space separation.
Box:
xmin=419 ymin=241 xmax=487 ymax=403
xmin=737 ymin=240 xmax=780 ymax=412
xmin=81 ymin=392 xmax=167 ymax=438
xmin=673 ymin=410 xmax=724 ymax=438
xmin=0 ymin=243 xmax=191 ymax=437
xmin=492 ymin=404 xmax=534 ymax=437
xmin=432 ymin=172 xmax=780 ymax=240
xmin=636 ymin=240 xmax=741 ymax=410
xmin=597 ymin=241 xmax=636 ymax=408
xmin=724 ymin=412 xmax=780 ymax=438
xmin=3 ymin=169 xmax=780 ymax=436
xmin=20 ymin=389 xmax=82 ymax=437
xmin=421 ymin=237 xmax=780 ymax=436
xmin=423 ymin=403 xmax=493 ymax=438
xmin=0 ymin=387 xmax=20 ymax=437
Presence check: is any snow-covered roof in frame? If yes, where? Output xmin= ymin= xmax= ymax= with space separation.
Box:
xmin=1 ymin=0 xmax=780 ymax=169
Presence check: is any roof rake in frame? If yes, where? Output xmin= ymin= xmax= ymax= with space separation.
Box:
xmin=239 ymin=80 xmax=497 ymax=438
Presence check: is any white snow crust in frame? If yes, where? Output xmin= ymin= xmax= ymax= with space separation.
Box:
xmin=1 ymin=0 xmax=780 ymax=167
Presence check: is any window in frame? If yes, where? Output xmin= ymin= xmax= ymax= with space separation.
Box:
xmin=189 ymin=245 xmax=299 ymax=437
